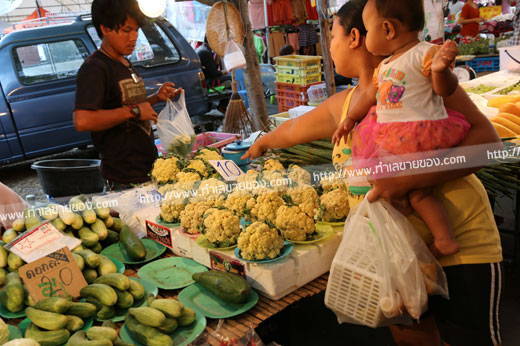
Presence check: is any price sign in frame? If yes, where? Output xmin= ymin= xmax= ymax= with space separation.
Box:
xmin=208 ymin=160 xmax=245 ymax=181
xmin=146 ymin=220 xmax=176 ymax=249
xmin=19 ymin=247 xmax=87 ymax=303
xmin=209 ymin=251 xmax=246 ymax=278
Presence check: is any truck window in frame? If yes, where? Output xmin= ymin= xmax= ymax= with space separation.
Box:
xmin=87 ymin=23 xmax=180 ymax=68
xmin=13 ymin=39 xmax=89 ymax=85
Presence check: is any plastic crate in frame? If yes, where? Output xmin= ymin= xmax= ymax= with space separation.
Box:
xmin=276 ymin=95 xmax=308 ymax=112
xmin=268 ymin=112 xmax=290 ymax=127
xmin=275 ymin=88 xmax=308 ymax=101
xmin=275 ymin=81 xmax=322 ymax=93
xmin=276 ymin=72 xmax=322 ymax=86
xmin=273 ymin=55 xmax=322 ymax=68
xmin=275 ymin=64 xmax=321 ymax=77
xmin=465 ymin=56 xmax=500 ymax=73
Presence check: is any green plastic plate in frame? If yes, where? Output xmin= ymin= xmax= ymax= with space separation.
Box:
xmin=0 ymin=303 xmax=25 ymax=319
xmin=96 ymin=277 xmax=158 ymax=322
xmin=120 ymin=307 xmax=206 ymax=346
xmin=104 ymin=255 xmax=126 ymax=274
xmin=19 ymin=315 xmax=94 ymax=340
xmin=178 ymin=283 xmax=259 ymax=319
xmin=196 ymin=235 xmax=237 ymax=250
xmin=155 ymin=215 xmax=180 ymax=228
xmin=315 ymin=220 xmax=345 ymax=228
xmin=100 ymin=239 xmax=166 ymax=264
xmin=137 ymin=257 xmax=208 ymax=290
xmin=291 ymin=224 xmax=334 ymax=245
xmin=235 ymin=241 xmax=293 ymax=264
xmin=8 ymin=324 xmax=22 ymax=340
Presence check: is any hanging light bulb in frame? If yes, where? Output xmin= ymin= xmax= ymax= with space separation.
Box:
xmin=138 ymin=0 xmax=166 ymax=18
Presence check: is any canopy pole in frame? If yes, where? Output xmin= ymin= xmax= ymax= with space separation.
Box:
xmin=263 ymin=0 xmax=269 ymax=61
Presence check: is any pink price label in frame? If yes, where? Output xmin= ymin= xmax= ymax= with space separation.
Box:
xmin=145 ymin=220 xmax=174 ymax=249
xmin=13 ymin=223 xmax=62 ymax=255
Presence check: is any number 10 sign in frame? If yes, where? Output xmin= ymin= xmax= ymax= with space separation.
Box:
xmin=208 ymin=160 xmax=245 ymax=181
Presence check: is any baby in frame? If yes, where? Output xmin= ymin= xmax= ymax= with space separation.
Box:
xmin=332 ymin=0 xmax=470 ymax=256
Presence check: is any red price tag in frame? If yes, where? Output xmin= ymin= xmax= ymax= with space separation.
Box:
xmin=145 ymin=220 xmax=175 ymax=249
xmin=209 ymin=251 xmax=246 ymax=278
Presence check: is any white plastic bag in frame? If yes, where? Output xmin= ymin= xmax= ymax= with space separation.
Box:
xmin=156 ymin=90 xmax=196 ymax=158
xmin=223 ymin=40 xmax=246 ymax=71
xmin=325 ymin=194 xmax=448 ymax=328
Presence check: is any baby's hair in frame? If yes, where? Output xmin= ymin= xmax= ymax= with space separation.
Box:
xmin=374 ymin=0 xmax=425 ymax=32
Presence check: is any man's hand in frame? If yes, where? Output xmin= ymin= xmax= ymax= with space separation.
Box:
xmin=137 ymin=102 xmax=158 ymax=124
xmin=241 ymin=141 xmax=267 ymax=160
xmin=431 ymin=40 xmax=458 ymax=73
xmin=156 ymin=82 xmax=182 ymax=102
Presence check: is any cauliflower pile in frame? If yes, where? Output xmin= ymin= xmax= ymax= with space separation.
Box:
xmin=201 ymin=208 xmax=241 ymax=247
xmin=160 ymin=196 xmax=188 ymax=223
xmin=193 ymin=148 xmax=223 ymax=162
xmin=250 ymin=191 xmax=284 ymax=224
xmin=275 ymin=205 xmax=315 ymax=241
xmin=151 ymin=157 xmax=181 ymax=183
xmin=317 ymin=188 xmax=350 ymax=222
xmin=237 ymin=222 xmax=284 ymax=260
xmin=263 ymin=158 xmax=284 ymax=171
xmin=320 ymin=175 xmax=348 ymax=193
xmin=185 ymin=159 xmax=209 ymax=178
xmin=225 ymin=189 xmax=256 ymax=219
xmin=180 ymin=201 xmax=211 ymax=234
xmin=287 ymin=164 xmax=311 ymax=185
xmin=175 ymin=171 xmax=202 ymax=184
xmin=236 ymin=169 xmax=259 ymax=184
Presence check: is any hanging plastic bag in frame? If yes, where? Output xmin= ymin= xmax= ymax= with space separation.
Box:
xmin=324 ymin=194 xmax=448 ymax=328
xmin=223 ymin=40 xmax=246 ymax=72
xmin=156 ymin=90 xmax=196 ymax=158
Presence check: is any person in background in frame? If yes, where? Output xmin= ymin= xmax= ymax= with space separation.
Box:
xmin=446 ymin=0 xmax=465 ymax=17
xmin=511 ymin=1 xmax=520 ymax=45
xmin=279 ymin=44 xmax=295 ymax=56
xmin=74 ymin=0 xmax=181 ymax=190
xmin=459 ymin=0 xmax=485 ymax=37
xmin=196 ymin=36 xmax=231 ymax=87
xmin=0 ymin=183 xmax=27 ymax=232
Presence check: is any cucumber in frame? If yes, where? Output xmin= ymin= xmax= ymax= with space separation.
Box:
xmin=101 ymin=320 xmax=117 ymax=329
xmin=124 ymin=315 xmax=173 ymax=346
xmin=114 ymin=288 xmax=134 ymax=309
xmin=78 ymin=227 xmax=99 ymax=247
xmin=97 ymin=255 xmax=117 ymax=276
xmin=192 ymin=270 xmax=251 ymax=304
xmin=82 ymin=208 xmax=97 ymax=224
xmin=128 ymin=279 xmax=145 ymax=300
xmin=58 ymin=205 xmax=76 ymax=226
xmin=89 ymin=242 xmax=102 ymax=254
xmin=41 ymin=204 xmax=60 ymax=221
xmin=103 ymin=216 xmax=114 ymax=229
xmin=12 ymin=219 xmax=26 ymax=232
xmin=120 ymin=226 xmax=145 ymax=260
xmin=7 ymin=252 xmax=24 ymax=272
xmin=178 ymin=306 xmax=196 ymax=326
xmin=113 ymin=337 xmax=134 ymax=346
xmin=2 ymin=228 xmax=17 ymax=244
xmin=157 ymin=317 xmax=178 ymax=334
xmin=82 ymin=268 xmax=98 ymax=284
xmin=111 ymin=218 xmax=124 ymax=232
xmin=51 ymin=218 xmax=66 ymax=232
xmin=64 ymin=315 xmax=84 ymax=332
xmin=70 ymin=213 xmax=84 ymax=230
xmin=86 ymin=327 xmax=118 ymax=341
xmin=97 ymin=305 xmax=115 ymax=320
xmin=25 ymin=307 xmax=68 ymax=331
xmin=64 ymin=229 xmax=75 ymax=238
xmin=72 ymin=253 xmax=85 ymax=271
xmin=0 ymin=246 xmax=7 ymax=268
xmin=103 ymin=230 xmax=119 ymax=246
xmin=1 ymin=272 xmax=25 ymax=312
xmin=129 ymin=307 xmax=165 ymax=327
xmin=149 ymin=299 xmax=184 ymax=318
xmin=24 ymin=287 xmax=37 ymax=307
xmin=33 ymin=297 xmax=71 ymax=314
xmin=90 ymin=219 xmax=108 ymax=241
xmin=95 ymin=207 xmax=110 ymax=220
xmin=0 ymin=268 xmax=6 ymax=286
xmin=25 ymin=323 xmax=69 ymax=346
xmin=93 ymin=273 xmax=130 ymax=291
xmin=80 ymin=284 xmax=117 ymax=306
xmin=67 ymin=330 xmax=112 ymax=346
xmin=69 ymin=195 xmax=87 ymax=212
xmin=74 ymin=250 xmax=100 ymax=268
xmin=24 ymin=215 xmax=42 ymax=230
xmin=66 ymin=302 xmax=97 ymax=318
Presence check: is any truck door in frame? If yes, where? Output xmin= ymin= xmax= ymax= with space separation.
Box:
xmin=0 ymin=83 xmax=23 ymax=164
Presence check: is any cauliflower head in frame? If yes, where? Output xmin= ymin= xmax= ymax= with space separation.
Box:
xmin=194 ymin=178 xmax=227 ymax=202
xmin=288 ymin=164 xmax=311 ymax=185
xmin=275 ymin=205 xmax=315 ymax=241
xmin=320 ymin=175 xmax=348 ymax=193
xmin=263 ymin=158 xmax=284 ymax=171
xmin=318 ymin=188 xmax=350 ymax=222
xmin=237 ymin=222 xmax=284 ymax=260
xmin=250 ymin=192 xmax=284 ymax=224
xmin=201 ymin=208 xmax=241 ymax=247
xmin=186 ymin=159 xmax=209 ymax=178
xmin=286 ymin=184 xmax=318 ymax=207
xmin=160 ymin=196 xmax=187 ymax=223
xmin=225 ymin=190 xmax=255 ymax=218
xmin=176 ymin=171 xmax=202 ymax=184
xmin=180 ymin=201 xmax=211 ymax=234
xmin=194 ymin=148 xmax=224 ymax=162
xmin=151 ymin=157 xmax=181 ymax=184
xmin=236 ymin=169 xmax=259 ymax=185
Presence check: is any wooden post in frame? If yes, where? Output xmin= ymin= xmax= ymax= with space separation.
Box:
xmin=232 ymin=0 xmax=268 ymax=129
xmin=318 ymin=0 xmax=335 ymax=96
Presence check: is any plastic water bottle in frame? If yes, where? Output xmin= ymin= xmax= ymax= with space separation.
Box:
xmin=488 ymin=34 xmax=495 ymax=54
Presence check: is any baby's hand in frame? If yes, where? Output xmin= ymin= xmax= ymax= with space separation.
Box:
xmin=332 ymin=118 xmax=355 ymax=145
xmin=431 ymin=40 xmax=458 ymax=73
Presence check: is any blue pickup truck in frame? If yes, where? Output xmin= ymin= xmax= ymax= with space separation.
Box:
xmin=0 ymin=15 xmax=210 ymax=165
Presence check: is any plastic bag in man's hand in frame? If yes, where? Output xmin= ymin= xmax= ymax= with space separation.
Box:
xmin=156 ymin=90 xmax=196 ymax=158
xmin=223 ymin=40 xmax=246 ymax=72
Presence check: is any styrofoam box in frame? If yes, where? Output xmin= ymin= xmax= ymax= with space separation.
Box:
xmin=461 ymin=69 xmax=520 ymax=100
xmin=137 ymin=205 xmax=342 ymax=300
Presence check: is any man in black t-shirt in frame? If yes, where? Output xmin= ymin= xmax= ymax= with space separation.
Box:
xmin=74 ymin=0 xmax=181 ymax=188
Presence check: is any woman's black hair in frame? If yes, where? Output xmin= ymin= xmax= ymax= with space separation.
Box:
xmin=91 ymin=0 xmax=148 ymax=39
xmin=279 ymin=44 xmax=295 ymax=56
xmin=336 ymin=0 xmax=368 ymax=37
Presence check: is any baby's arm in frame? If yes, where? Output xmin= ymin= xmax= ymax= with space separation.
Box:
xmin=332 ymin=83 xmax=377 ymax=144
xmin=430 ymin=40 xmax=459 ymax=97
